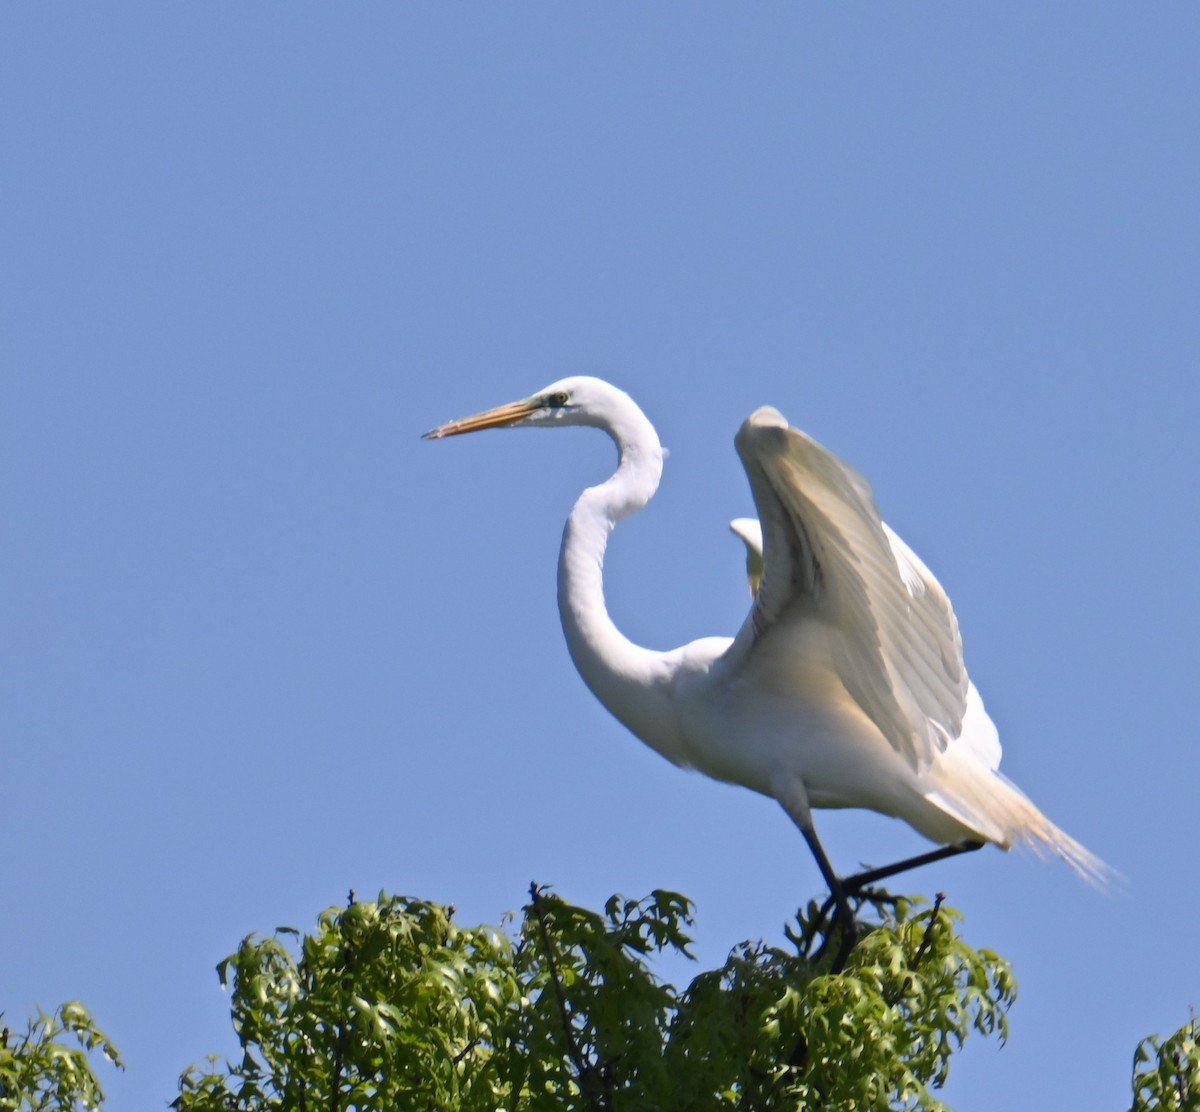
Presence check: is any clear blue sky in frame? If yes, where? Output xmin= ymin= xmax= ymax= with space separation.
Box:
xmin=4 ymin=5 xmax=1197 ymax=1108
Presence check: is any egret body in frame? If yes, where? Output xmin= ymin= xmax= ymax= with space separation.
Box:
xmin=424 ymin=377 xmax=1106 ymax=924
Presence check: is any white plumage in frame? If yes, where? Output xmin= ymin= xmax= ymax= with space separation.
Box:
xmin=425 ymin=375 xmax=1107 ymax=903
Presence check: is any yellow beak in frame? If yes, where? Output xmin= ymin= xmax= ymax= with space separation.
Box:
xmin=422 ymin=397 xmax=540 ymax=440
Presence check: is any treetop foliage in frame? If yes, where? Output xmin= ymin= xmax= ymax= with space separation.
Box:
xmin=1133 ymin=1011 xmax=1200 ymax=1112
xmin=5 ymin=888 xmax=1196 ymax=1110
xmin=172 ymin=885 xmax=1016 ymax=1111
xmin=0 ymin=1002 xmax=123 ymax=1112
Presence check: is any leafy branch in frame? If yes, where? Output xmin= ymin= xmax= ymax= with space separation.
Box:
xmin=0 ymin=1003 xmax=123 ymax=1112
xmin=1133 ymin=1010 xmax=1200 ymax=1112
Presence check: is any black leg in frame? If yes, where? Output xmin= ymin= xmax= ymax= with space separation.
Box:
xmin=806 ymin=839 xmax=984 ymax=969
xmin=841 ymin=840 xmax=985 ymax=893
xmin=799 ymin=823 xmax=858 ymax=971
xmin=811 ymin=841 xmax=986 ymax=948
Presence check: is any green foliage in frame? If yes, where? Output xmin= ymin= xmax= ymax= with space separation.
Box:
xmin=173 ymin=886 xmax=1017 ymax=1111
xmin=0 ymin=1003 xmax=123 ymax=1112
xmin=1133 ymin=1012 xmax=1200 ymax=1112
xmin=14 ymin=890 xmax=1194 ymax=1112
xmin=173 ymin=893 xmax=522 ymax=1111
xmin=665 ymin=894 xmax=1016 ymax=1111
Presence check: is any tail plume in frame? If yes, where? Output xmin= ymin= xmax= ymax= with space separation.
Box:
xmin=929 ymin=751 xmax=1116 ymax=888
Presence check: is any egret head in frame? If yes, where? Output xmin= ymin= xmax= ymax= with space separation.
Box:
xmin=422 ymin=376 xmax=636 ymax=439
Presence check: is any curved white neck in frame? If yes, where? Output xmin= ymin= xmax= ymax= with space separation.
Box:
xmin=555 ymin=419 xmax=678 ymax=755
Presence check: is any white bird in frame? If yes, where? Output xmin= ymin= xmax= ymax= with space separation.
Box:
xmin=424 ymin=376 xmax=1107 ymax=947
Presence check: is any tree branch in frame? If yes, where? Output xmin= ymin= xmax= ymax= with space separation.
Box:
xmin=914 ymin=893 xmax=946 ymax=966
xmin=528 ymin=883 xmax=609 ymax=1112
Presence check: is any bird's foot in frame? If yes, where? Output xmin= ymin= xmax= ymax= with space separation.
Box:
xmin=807 ymin=882 xmax=860 ymax=972
xmin=807 ymin=884 xmax=911 ymax=971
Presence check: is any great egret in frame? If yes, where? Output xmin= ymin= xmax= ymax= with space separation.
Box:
xmin=424 ymin=376 xmax=1107 ymax=948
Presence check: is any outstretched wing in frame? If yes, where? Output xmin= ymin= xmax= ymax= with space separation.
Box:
xmin=722 ymin=406 xmax=968 ymax=770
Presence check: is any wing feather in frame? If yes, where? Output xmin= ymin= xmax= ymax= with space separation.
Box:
xmin=726 ymin=406 xmax=968 ymax=769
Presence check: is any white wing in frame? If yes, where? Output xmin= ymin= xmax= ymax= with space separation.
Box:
xmin=723 ymin=406 xmax=969 ymax=770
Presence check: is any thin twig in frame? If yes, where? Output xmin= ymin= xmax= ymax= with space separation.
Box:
xmin=528 ymin=883 xmax=609 ymax=1112
xmin=914 ymin=893 xmax=946 ymax=966
xmin=328 ymin=1023 xmax=346 ymax=1112
xmin=452 ymin=1037 xmax=479 ymax=1067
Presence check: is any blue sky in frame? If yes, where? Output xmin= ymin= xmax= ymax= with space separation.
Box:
xmin=4 ymin=5 xmax=1197 ymax=1108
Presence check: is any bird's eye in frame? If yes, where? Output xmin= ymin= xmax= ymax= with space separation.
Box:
xmin=546 ymin=391 xmax=570 ymax=408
